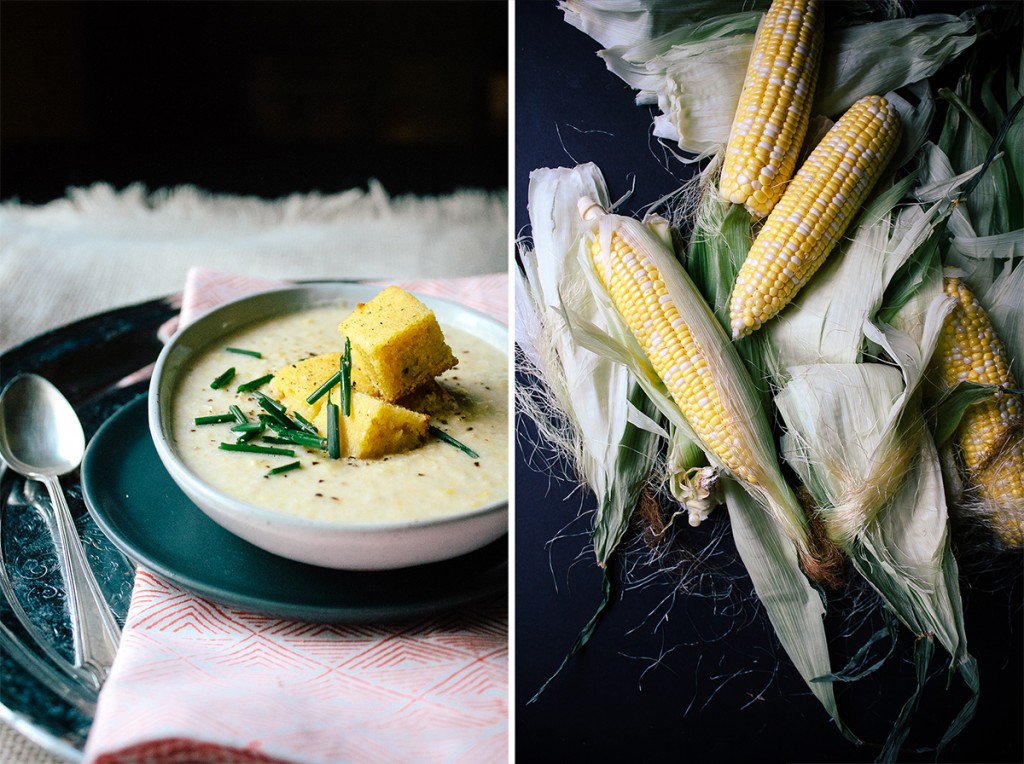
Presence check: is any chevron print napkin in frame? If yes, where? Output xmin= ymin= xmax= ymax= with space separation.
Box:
xmin=83 ymin=268 xmax=509 ymax=764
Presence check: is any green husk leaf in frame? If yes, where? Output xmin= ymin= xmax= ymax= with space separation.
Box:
xmin=984 ymin=261 xmax=1024 ymax=384
xmin=939 ymin=86 xmax=1012 ymax=238
xmin=815 ymin=13 xmax=977 ymax=119
xmin=929 ymin=381 xmax=999 ymax=447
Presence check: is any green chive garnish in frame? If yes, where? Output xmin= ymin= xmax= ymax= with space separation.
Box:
xmin=229 ymin=405 xmax=248 ymax=424
xmin=238 ymin=374 xmax=274 ymax=393
xmin=340 ymin=337 xmax=352 ymax=416
xmin=230 ymin=421 xmax=264 ymax=433
xmin=429 ymin=426 xmax=479 ymax=458
xmin=226 ymin=347 xmax=262 ymax=358
xmin=194 ymin=413 xmax=235 ymax=425
xmin=267 ymin=460 xmax=301 ymax=476
xmin=235 ymin=425 xmax=265 ymax=443
xmin=293 ymin=411 xmax=320 ymax=436
xmin=266 ymin=428 xmax=327 ymax=450
xmin=253 ymin=391 xmax=297 ymax=429
xmin=219 ymin=443 xmax=295 ymax=457
xmin=210 ymin=367 xmax=236 ymax=389
xmin=305 ymin=370 xmax=343 ymax=406
xmin=326 ymin=391 xmax=341 ymax=459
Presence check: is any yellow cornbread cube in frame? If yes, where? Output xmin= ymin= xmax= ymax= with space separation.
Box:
xmin=338 ymin=286 xmax=457 ymax=402
xmin=268 ymin=352 xmax=342 ymax=422
xmin=313 ymin=390 xmax=429 ymax=459
xmin=268 ymin=353 xmax=429 ymax=459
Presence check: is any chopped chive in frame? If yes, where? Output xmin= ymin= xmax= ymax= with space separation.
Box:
xmin=226 ymin=347 xmax=262 ymax=358
xmin=340 ymin=337 xmax=352 ymax=416
xmin=253 ymin=391 xmax=297 ymax=429
xmin=219 ymin=442 xmax=295 ymax=457
xmin=266 ymin=428 xmax=327 ymax=450
xmin=194 ymin=413 xmax=235 ymax=425
xmin=293 ymin=411 xmax=320 ymax=436
xmin=230 ymin=421 xmax=264 ymax=433
xmin=429 ymin=426 xmax=479 ymax=458
xmin=267 ymin=460 xmax=301 ymax=476
xmin=210 ymin=367 xmax=236 ymax=389
xmin=262 ymin=436 xmax=294 ymax=445
xmin=236 ymin=372 xmax=272 ymax=393
xmin=305 ymin=370 xmax=343 ymax=406
xmin=326 ymin=391 xmax=341 ymax=459
xmin=229 ymin=405 xmax=248 ymax=424
xmin=237 ymin=374 xmax=274 ymax=393
xmin=235 ymin=426 xmax=265 ymax=443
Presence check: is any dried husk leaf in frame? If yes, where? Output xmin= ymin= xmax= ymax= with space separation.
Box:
xmin=516 ymin=163 xmax=662 ymax=567
xmin=559 ymin=0 xmax=765 ymax=52
xmin=587 ymin=7 xmax=976 ymax=156
xmin=723 ymin=480 xmax=854 ymax=742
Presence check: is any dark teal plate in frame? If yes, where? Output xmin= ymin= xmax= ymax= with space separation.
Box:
xmin=81 ymin=394 xmax=508 ymax=623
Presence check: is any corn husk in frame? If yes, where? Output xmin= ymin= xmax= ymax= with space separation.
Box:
xmin=559 ymin=197 xmax=856 ymax=734
xmin=762 ymin=103 xmax=996 ymax=755
xmin=516 ymin=163 xmax=662 ymax=569
xmin=559 ymin=0 xmax=766 ymax=51
xmin=587 ymin=4 xmax=977 ymax=156
xmin=516 ymin=164 xmax=670 ymax=701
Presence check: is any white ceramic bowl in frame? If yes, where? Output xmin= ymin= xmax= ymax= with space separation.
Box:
xmin=148 ymin=283 xmax=508 ymax=570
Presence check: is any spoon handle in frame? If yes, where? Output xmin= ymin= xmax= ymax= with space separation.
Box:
xmin=41 ymin=474 xmax=121 ymax=688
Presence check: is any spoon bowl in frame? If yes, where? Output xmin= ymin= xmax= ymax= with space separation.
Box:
xmin=0 ymin=373 xmax=120 ymax=689
xmin=0 ymin=374 xmax=85 ymax=478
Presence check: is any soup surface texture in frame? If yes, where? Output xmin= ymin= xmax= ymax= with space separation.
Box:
xmin=171 ymin=302 xmax=508 ymax=524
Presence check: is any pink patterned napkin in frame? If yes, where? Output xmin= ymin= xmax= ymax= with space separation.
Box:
xmin=83 ymin=268 xmax=509 ymax=764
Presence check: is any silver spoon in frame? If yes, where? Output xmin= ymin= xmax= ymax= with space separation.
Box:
xmin=0 ymin=373 xmax=120 ymax=690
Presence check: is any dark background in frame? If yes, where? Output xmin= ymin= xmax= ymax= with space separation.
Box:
xmin=514 ymin=2 xmax=1023 ymax=763
xmin=1 ymin=1 xmax=507 ymax=203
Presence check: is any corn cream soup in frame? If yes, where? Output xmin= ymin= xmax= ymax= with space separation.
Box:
xmin=170 ymin=303 xmax=508 ymax=524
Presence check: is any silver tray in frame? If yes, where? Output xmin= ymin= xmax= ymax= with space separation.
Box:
xmin=0 ymin=294 xmax=180 ymax=760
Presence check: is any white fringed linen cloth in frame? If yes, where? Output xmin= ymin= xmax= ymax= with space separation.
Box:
xmin=0 ymin=181 xmax=508 ymax=352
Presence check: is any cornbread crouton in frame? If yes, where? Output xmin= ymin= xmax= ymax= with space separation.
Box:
xmin=313 ymin=390 xmax=429 ymax=459
xmin=338 ymin=286 xmax=457 ymax=402
xmin=269 ymin=353 xmax=342 ymax=421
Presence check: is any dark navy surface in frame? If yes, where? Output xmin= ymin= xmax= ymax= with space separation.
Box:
xmin=513 ymin=3 xmax=1023 ymax=763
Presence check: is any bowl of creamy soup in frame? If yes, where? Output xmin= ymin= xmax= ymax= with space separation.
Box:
xmin=148 ymin=283 xmax=509 ymax=570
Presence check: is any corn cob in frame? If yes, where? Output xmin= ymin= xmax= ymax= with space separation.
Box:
xmin=579 ymin=197 xmax=841 ymax=584
xmin=729 ymin=94 xmax=901 ymax=339
xmin=937 ymin=276 xmax=1023 ymax=547
xmin=584 ymin=208 xmax=760 ymax=485
xmin=719 ymin=0 xmax=824 ymax=218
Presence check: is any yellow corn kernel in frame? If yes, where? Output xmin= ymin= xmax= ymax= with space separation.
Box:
xmin=937 ymin=275 xmax=1023 ymax=547
xmin=587 ymin=220 xmax=761 ymax=485
xmin=729 ymin=94 xmax=901 ymax=339
xmin=976 ymin=437 xmax=1024 ymax=547
xmin=720 ymin=0 xmax=824 ymax=218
